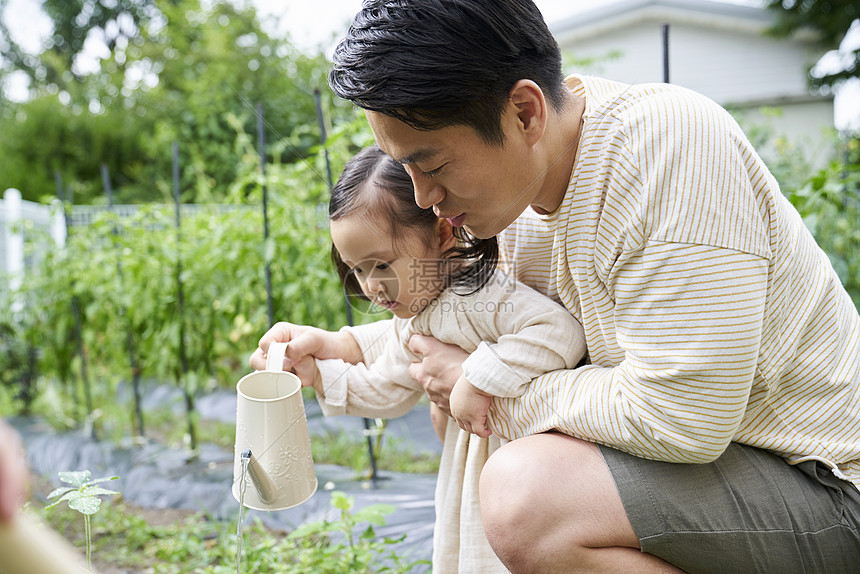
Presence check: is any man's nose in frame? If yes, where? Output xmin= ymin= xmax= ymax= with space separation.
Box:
xmin=411 ymin=175 xmax=445 ymax=210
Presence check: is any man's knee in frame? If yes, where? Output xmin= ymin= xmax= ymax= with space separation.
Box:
xmin=479 ymin=435 xmax=585 ymax=564
xmin=480 ymin=443 xmax=540 ymax=569
xmin=480 ymin=433 xmax=597 ymax=523
xmin=479 ymin=435 xmax=628 ymax=569
xmin=480 ymin=438 xmax=545 ymax=525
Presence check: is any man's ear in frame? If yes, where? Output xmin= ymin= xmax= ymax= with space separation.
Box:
xmin=435 ymin=218 xmax=457 ymax=251
xmin=508 ymin=79 xmax=547 ymax=147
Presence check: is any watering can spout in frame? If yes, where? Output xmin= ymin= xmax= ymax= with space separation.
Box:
xmin=241 ymin=449 xmax=279 ymax=504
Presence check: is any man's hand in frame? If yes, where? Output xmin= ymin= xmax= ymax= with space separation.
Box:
xmin=408 ymin=334 xmax=468 ymax=416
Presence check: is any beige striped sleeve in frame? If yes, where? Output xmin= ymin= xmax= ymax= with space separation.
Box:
xmin=489 ymin=243 xmax=768 ymax=462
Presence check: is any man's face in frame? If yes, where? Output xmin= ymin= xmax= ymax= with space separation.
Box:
xmin=365 ymin=110 xmax=541 ymax=239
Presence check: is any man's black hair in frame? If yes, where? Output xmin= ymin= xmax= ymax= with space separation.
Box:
xmin=329 ymin=0 xmax=566 ymax=146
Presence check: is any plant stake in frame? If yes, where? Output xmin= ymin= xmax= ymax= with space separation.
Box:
xmin=172 ymin=143 xmax=199 ymax=456
xmin=101 ymin=164 xmax=145 ymax=439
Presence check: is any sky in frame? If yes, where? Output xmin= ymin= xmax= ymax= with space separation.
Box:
xmin=0 ymin=0 xmax=621 ymax=83
xmin=1 ymin=0 xmax=756 ymax=55
xmin=254 ymin=0 xmax=630 ymax=52
xmin=1 ymin=0 xmax=857 ymax=129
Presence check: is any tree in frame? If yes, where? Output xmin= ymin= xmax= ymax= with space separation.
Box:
xmin=0 ymin=0 xmax=156 ymax=97
xmin=764 ymin=0 xmax=859 ymax=89
xmin=0 ymin=0 xmax=354 ymax=204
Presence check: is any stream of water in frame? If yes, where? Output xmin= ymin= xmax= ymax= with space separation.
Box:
xmin=235 ymin=451 xmax=251 ymax=573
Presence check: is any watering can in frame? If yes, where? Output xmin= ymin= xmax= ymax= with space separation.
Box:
xmin=232 ymin=342 xmax=317 ymax=511
xmin=0 ymin=511 xmax=90 ymax=574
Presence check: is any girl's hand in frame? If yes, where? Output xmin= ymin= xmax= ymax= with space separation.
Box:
xmin=290 ymin=354 xmax=324 ymax=392
xmin=449 ymin=376 xmax=493 ymax=438
xmin=429 ymin=403 xmax=448 ymax=443
xmin=249 ymin=322 xmax=361 ymax=371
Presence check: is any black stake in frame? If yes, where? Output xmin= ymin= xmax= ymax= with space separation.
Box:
xmin=55 ymin=172 xmax=86 ymax=422
xmin=313 ymin=89 xmax=334 ymax=191
xmin=257 ymin=103 xmax=274 ymax=328
xmin=314 ymin=88 xmax=380 ymax=481
xmin=172 ymin=143 xmax=198 ymax=458
xmin=314 ymin=89 xmax=354 ymax=327
xmin=57 ymin=173 xmax=94 ymax=430
xmin=101 ymin=164 xmax=145 ymax=439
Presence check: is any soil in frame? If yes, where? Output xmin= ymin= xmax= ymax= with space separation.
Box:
xmin=11 ymin=395 xmax=439 ymax=574
xmin=28 ymin=462 xmax=198 ymax=527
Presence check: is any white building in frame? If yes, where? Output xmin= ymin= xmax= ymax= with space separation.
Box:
xmin=550 ymin=0 xmax=836 ymax=168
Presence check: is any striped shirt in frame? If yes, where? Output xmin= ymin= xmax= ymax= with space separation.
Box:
xmin=488 ymin=75 xmax=860 ymax=491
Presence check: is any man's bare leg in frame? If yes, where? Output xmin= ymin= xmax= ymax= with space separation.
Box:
xmin=480 ymin=432 xmax=685 ymax=574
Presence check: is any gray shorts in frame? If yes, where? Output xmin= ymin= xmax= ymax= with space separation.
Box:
xmin=599 ymin=442 xmax=860 ymax=573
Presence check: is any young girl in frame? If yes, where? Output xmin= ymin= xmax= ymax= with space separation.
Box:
xmin=251 ymin=145 xmax=586 ymax=571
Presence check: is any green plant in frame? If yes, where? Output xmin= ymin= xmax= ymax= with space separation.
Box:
xmin=311 ymin=429 xmax=441 ymax=476
xmin=0 ymin=319 xmax=37 ymax=412
xmin=45 ymin=470 xmax=120 ymax=570
xmin=783 ymin=141 xmax=860 ymax=307
xmin=0 ymin=109 xmax=378 ymax=439
xmin=36 ymin=491 xmax=428 ymax=573
xmin=277 ymin=491 xmax=428 ymax=574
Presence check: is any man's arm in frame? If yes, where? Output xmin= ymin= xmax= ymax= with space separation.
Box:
xmin=489 ymin=243 xmax=768 ymax=462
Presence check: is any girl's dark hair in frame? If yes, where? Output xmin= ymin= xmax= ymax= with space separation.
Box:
xmin=330 ymin=145 xmax=497 ymax=300
xmin=329 ymin=0 xmax=566 ymax=146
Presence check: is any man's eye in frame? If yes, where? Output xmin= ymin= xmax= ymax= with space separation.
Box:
xmin=421 ymin=164 xmax=445 ymax=177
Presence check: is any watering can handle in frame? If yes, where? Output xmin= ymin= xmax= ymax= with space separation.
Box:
xmin=265 ymin=342 xmax=289 ymax=372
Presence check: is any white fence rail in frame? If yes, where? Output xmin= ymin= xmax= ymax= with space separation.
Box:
xmin=1 ymin=189 xmax=66 ymax=294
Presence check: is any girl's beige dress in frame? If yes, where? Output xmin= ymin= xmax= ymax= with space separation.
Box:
xmin=313 ymin=269 xmax=585 ymax=573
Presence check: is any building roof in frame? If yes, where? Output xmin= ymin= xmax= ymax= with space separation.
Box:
xmin=549 ymin=0 xmax=813 ymax=44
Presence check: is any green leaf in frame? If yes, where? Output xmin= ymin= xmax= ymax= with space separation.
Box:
xmin=287 ymin=520 xmax=330 ymax=539
xmin=352 ymin=504 xmax=395 ymax=526
xmin=46 ymin=487 xmax=74 ymax=500
xmin=45 ymin=489 xmax=84 ymax=510
xmin=69 ymin=496 xmax=102 ymax=515
xmin=58 ymin=470 xmax=91 ymax=487
xmin=330 ymin=491 xmax=352 ymax=512
xmin=87 ymin=476 xmax=120 ymax=486
xmin=80 ymin=486 xmax=120 ymax=498
xmin=360 ymin=525 xmax=376 ymax=540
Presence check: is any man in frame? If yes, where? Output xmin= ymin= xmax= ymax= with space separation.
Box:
xmin=327 ymin=1 xmax=860 ymax=572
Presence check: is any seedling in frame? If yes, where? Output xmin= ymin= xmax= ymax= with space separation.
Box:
xmin=46 ymin=470 xmax=120 ymax=570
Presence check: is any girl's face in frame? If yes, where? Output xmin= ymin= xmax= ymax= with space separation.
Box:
xmin=330 ymin=213 xmax=453 ymax=319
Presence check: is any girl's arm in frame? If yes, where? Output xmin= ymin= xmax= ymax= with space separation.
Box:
xmin=314 ymin=320 xmax=425 ymax=418
xmin=250 ymin=319 xmax=425 ymax=419
xmin=426 ymin=271 xmax=586 ymax=437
